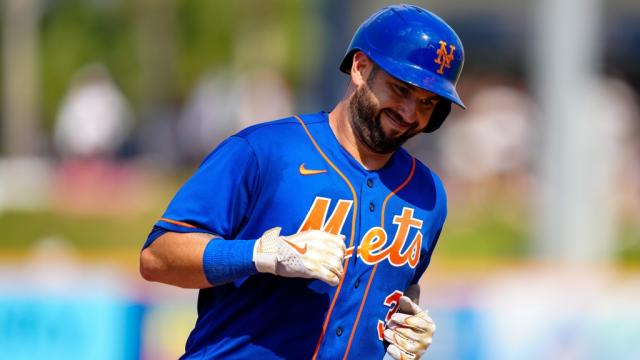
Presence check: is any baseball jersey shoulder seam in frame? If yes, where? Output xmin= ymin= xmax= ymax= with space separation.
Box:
xmin=234 ymin=115 xmax=325 ymax=139
xmin=228 ymin=135 xmax=263 ymax=221
xmin=399 ymin=154 xmax=447 ymax=222
xmin=411 ymin=157 xmax=444 ymax=190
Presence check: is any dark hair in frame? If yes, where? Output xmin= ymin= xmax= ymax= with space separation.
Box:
xmin=366 ymin=61 xmax=379 ymax=85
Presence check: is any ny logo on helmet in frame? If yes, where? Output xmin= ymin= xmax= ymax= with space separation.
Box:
xmin=434 ymin=41 xmax=456 ymax=75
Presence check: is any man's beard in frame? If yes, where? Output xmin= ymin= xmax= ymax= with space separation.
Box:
xmin=348 ymin=83 xmax=420 ymax=155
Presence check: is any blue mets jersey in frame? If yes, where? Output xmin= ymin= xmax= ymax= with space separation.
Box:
xmin=144 ymin=111 xmax=447 ymax=359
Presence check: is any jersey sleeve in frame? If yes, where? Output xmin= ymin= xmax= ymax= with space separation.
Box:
xmin=143 ymin=136 xmax=260 ymax=248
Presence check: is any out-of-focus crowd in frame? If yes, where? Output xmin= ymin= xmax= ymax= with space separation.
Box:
xmin=3 ymin=60 xmax=638 ymax=226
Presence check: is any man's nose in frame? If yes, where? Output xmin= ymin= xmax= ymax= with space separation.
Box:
xmin=396 ymin=98 xmax=417 ymax=123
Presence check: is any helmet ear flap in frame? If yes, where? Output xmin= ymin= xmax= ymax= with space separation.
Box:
xmin=424 ymin=100 xmax=451 ymax=133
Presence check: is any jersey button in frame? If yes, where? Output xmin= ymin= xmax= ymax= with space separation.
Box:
xmin=354 ymin=278 xmax=360 ymax=288
xmin=336 ymin=327 xmax=344 ymax=336
xmin=369 ymin=202 xmax=375 ymax=212
xmin=367 ymin=179 xmax=373 ymax=188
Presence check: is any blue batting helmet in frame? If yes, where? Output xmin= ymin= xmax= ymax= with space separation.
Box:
xmin=340 ymin=4 xmax=465 ymax=132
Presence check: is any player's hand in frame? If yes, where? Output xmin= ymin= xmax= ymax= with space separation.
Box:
xmin=253 ymin=227 xmax=346 ymax=286
xmin=384 ymin=296 xmax=435 ymax=360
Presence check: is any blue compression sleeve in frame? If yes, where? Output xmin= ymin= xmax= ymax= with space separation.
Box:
xmin=202 ymin=238 xmax=258 ymax=285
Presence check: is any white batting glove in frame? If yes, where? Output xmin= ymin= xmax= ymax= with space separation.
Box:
xmin=384 ymin=296 xmax=436 ymax=360
xmin=253 ymin=227 xmax=346 ymax=286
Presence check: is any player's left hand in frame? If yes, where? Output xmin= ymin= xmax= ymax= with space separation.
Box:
xmin=383 ymin=296 xmax=435 ymax=360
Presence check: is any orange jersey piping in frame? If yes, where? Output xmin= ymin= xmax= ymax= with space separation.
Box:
xmin=293 ymin=115 xmax=359 ymax=360
xmin=342 ymin=157 xmax=416 ymax=360
xmin=159 ymin=217 xmax=198 ymax=229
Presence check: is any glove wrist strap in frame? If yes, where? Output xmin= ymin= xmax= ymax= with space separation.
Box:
xmin=253 ymin=227 xmax=282 ymax=274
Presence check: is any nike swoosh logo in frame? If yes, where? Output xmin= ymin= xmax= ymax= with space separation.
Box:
xmin=299 ymin=163 xmax=327 ymax=176
xmin=282 ymin=238 xmax=308 ymax=254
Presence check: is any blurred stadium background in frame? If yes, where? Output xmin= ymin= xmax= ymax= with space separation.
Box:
xmin=0 ymin=0 xmax=639 ymax=359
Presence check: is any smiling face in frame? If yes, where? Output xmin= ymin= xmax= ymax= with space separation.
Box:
xmin=348 ymin=58 xmax=441 ymax=154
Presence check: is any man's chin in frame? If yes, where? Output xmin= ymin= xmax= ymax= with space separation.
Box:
xmin=382 ymin=127 xmax=406 ymax=141
xmin=375 ymin=117 xmax=404 ymax=141
xmin=381 ymin=127 xmax=415 ymax=146
xmin=365 ymin=133 xmax=405 ymax=154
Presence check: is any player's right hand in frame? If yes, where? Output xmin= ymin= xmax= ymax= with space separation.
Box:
xmin=253 ymin=227 xmax=346 ymax=286
xmin=383 ymin=296 xmax=435 ymax=360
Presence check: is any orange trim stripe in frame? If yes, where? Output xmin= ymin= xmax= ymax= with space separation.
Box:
xmin=342 ymin=157 xmax=416 ymax=360
xmin=293 ymin=115 xmax=360 ymax=360
xmin=380 ymin=158 xmax=416 ymax=226
xmin=159 ymin=217 xmax=197 ymax=229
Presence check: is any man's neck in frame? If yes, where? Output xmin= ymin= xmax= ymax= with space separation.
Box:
xmin=328 ymin=100 xmax=393 ymax=171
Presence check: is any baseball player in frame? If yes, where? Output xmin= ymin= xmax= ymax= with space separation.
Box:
xmin=140 ymin=4 xmax=464 ymax=359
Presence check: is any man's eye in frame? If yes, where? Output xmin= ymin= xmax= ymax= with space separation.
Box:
xmin=420 ymin=98 xmax=436 ymax=107
xmin=393 ymin=84 xmax=408 ymax=96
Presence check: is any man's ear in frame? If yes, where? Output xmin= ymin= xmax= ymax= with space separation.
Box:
xmin=350 ymin=51 xmax=374 ymax=87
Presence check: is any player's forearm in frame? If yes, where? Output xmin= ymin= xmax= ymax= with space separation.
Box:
xmin=140 ymin=232 xmax=214 ymax=288
xmin=141 ymin=227 xmax=346 ymax=289
xmin=140 ymin=231 xmax=258 ymax=289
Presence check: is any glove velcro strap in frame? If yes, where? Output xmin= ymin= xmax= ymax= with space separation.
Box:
xmin=253 ymin=227 xmax=282 ymax=274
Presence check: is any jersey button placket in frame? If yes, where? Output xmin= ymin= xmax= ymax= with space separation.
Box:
xmin=369 ymin=202 xmax=375 ymax=212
